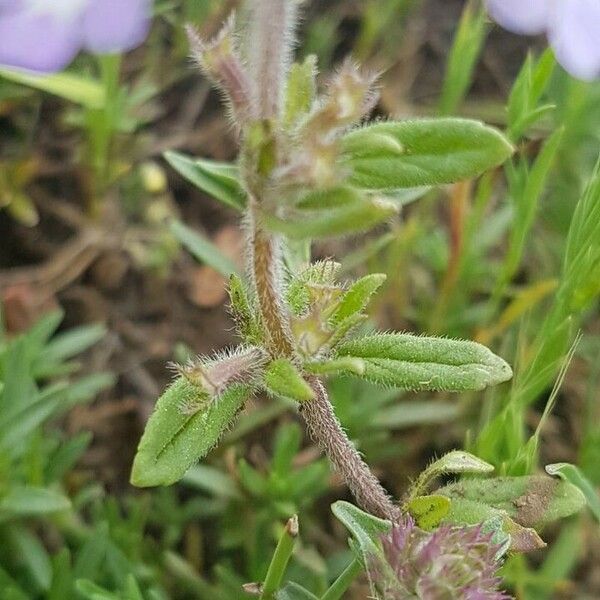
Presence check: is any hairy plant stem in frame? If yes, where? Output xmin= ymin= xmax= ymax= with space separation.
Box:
xmin=301 ymin=378 xmax=402 ymax=522
xmin=244 ymin=0 xmax=400 ymax=524
xmin=247 ymin=205 xmax=400 ymax=521
xmin=249 ymin=202 xmax=295 ymax=357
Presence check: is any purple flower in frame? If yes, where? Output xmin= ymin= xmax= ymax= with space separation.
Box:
xmin=372 ymin=516 xmax=510 ymax=599
xmin=486 ymin=0 xmax=600 ymax=81
xmin=0 ymin=0 xmax=151 ymax=73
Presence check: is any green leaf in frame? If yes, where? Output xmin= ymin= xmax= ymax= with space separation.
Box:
xmin=263 ymin=188 xmax=397 ymax=239
xmin=334 ymin=333 xmax=512 ymax=391
xmin=545 ymin=463 xmax=600 ymax=523
xmin=130 ymin=378 xmax=252 ymax=487
xmin=409 ymin=450 xmax=494 ymax=498
xmin=181 ymin=464 xmax=242 ymax=499
xmin=0 ymin=69 xmax=105 ymax=108
xmin=331 ymin=501 xmax=390 ymax=556
xmin=35 ymin=323 xmax=106 ymax=373
xmin=304 ymin=357 xmax=365 ymax=377
xmin=170 ymin=219 xmax=239 ymax=276
xmin=507 ymin=49 xmax=555 ymax=140
xmin=7 ymin=524 xmax=52 ymax=592
xmin=264 ymin=359 xmax=315 ymax=402
xmin=0 ymin=487 xmax=71 ymax=520
xmin=75 ymin=579 xmax=119 ymax=600
xmin=438 ymin=475 xmax=587 ymax=530
xmin=423 ymin=450 xmax=494 ymax=478
xmin=284 ymin=55 xmax=317 ymax=128
xmin=228 ymin=273 xmax=264 ymax=344
xmin=438 ymin=3 xmax=488 ymax=115
xmin=164 ymin=151 xmax=245 ymax=211
xmin=341 ymin=118 xmax=513 ymax=189
xmin=330 ymin=273 xmax=386 ymax=325
xmin=440 ymin=497 xmax=546 ymax=553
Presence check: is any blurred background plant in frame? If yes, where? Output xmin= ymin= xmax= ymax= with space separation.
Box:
xmin=0 ymin=0 xmax=599 ymax=598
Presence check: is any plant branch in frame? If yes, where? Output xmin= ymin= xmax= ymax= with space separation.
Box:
xmin=249 ymin=203 xmax=295 ymax=357
xmin=247 ymin=0 xmax=297 ymax=119
xmin=301 ymin=378 xmax=401 ymax=522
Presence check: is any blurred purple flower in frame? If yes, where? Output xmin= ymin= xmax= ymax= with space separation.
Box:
xmin=0 ymin=0 xmax=151 ymax=73
xmin=486 ymin=0 xmax=600 ymax=81
xmin=372 ymin=516 xmax=509 ymax=599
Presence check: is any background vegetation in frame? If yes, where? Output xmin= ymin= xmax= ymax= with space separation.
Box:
xmin=0 ymin=0 xmax=599 ymax=597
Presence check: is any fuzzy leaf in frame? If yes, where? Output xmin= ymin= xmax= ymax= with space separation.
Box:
xmin=228 ymin=274 xmax=263 ymax=344
xmin=131 ymin=378 xmax=251 ymax=487
xmin=330 ymin=273 xmax=386 ymax=325
xmin=409 ymin=451 xmax=494 ymax=498
xmin=304 ymin=357 xmax=365 ymax=377
xmin=264 ymin=359 xmax=315 ymax=402
xmin=341 ymin=118 xmax=513 ymax=189
xmin=164 ymin=150 xmax=245 ymax=211
xmin=438 ymin=475 xmax=587 ymax=530
xmin=332 ymin=501 xmax=391 ymax=556
xmin=284 ymin=55 xmax=317 ymax=128
xmin=334 ymin=333 xmax=512 ymax=392
xmin=264 ymin=188 xmax=396 ymax=239
xmin=439 ymin=497 xmax=546 ymax=553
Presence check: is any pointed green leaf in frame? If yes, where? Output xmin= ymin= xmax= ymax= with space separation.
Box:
xmin=131 ymin=378 xmax=252 ymax=487
xmin=264 ymin=359 xmax=314 ymax=402
xmin=170 ymin=219 xmax=239 ymax=276
xmin=334 ymin=333 xmax=512 ymax=391
xmin=164 ymin=150 xmax=245 ymax=211
xmin=330 ymin=274 xmax=386 ymax=325
xmin=341 ymin=118 xmax=513 ymax=189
